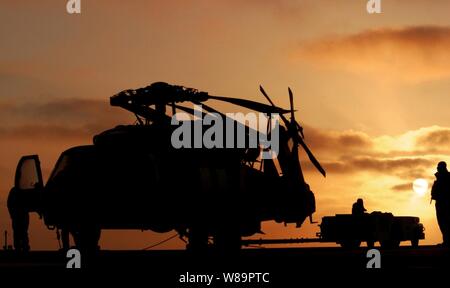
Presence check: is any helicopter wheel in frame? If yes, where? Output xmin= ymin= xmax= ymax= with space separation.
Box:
xmin=187 ymin=225 xmax=209 ymax=253
xmin=72 ymin=225 xmax=101 ymax=254
xmin=213 ymin=225 xmax=242 ymax=253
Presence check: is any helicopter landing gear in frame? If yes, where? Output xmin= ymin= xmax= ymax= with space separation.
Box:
xmin=186 ymin=225 xmax=209 ymax=252
xmin=186 ymin=224 xmax=242 ymax=253
xmin=71 ymin=225 xmax=101 ymax=254
xmin=213 ymin=225 xmax=242 ymax=253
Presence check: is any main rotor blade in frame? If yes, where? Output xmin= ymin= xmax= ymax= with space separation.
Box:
xmin=298 ymin=137 xmax=326 ymax=177
xmin=287 ymin=116 xmax=326 ymax=177
xmin=288 ymin=87 xmax=295 ymax=123
xmin=296 ymin=121 xmax=305 ymax=139
xmin=259 ymin=86 xmax=294 ymax=134
xmin=288 ymin=88 xmax=305 ymax=139
xmin=261 ymin=85 xmax=304 ymax=138
xmin=259 ymin=85 xmax=325 ymax=177
xmin=206 ymin=95 xmax=291 ymax=114
xmin=173 ymin=104 xmax=210 ymax=119
xmin=259 ymin=85 xmax=275 ymax=107
xmin=194 ymin=101 xmax=262 ymax=138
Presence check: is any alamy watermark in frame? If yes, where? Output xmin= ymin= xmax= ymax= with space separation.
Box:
xmin=65 ymin=1 xmax=381 ymax=15
xmin=367 ymin=0 xmax=382 ymax=14
xmin=67 ymin=0 xmax=81 ymax=14
xmin=170 ymin=105 xmax=280 ymax=160
xmin=66 ymin=248 xmax=81 ymax=268
xmin=366 ymin=249 xmax=381 ymax=268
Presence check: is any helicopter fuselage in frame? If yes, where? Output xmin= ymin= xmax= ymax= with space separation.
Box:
xmin=38 ymin=124 xmax=313 ymax=239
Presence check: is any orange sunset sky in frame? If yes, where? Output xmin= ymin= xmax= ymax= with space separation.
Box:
xmin=2 ymin=0 xmax=450 ymax=250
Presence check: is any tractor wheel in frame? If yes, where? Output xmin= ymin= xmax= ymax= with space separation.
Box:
xmin=411 ymin=239 xmax=419 ymax=248
xmin=366 ymin=240 xmax=375 ymax=248
xmin=380 ymin=240 xmax=400 ymax=249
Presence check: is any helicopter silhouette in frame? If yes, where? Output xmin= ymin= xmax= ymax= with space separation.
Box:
xmin=12 ymin=82 xmax=325 ymax=252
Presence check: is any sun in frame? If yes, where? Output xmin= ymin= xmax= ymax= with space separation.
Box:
xmin=413 ymin=178 xmax=428 ymax=196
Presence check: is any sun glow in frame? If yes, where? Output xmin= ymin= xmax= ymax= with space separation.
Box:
xmin=413 ymin=178 xmax=428 ymax=197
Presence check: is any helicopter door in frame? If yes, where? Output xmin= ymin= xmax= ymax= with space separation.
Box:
xmin=15 ymin=155 xmax=43 ymax=190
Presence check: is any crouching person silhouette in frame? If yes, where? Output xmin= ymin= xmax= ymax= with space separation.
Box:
xmin=352 ymin=198 xmax=367 ymax=216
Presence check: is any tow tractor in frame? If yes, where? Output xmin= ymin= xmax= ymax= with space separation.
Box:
xmin=242 ymin=212 xmax=425 ymax=249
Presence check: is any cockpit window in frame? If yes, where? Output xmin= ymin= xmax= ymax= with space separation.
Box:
xmin=17 ymin=158 xmax=42 ymax=190
xmin=48 ymin=154 xmax=71 ymax=182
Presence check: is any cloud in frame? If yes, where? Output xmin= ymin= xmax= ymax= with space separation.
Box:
xmin=294 ymin=26 xmax=450 ymax=82
xmin=415 ymin=127 xmax=450 ymax=149
xmin=375 ymin=126 xmax=450 ymax=156
xmin=304 ymin=125 xmax=450 ymax=159
xmin=305 ymin=156 xmax=434 ymax=177
xmin=303 ymin=125 xmax=373 ymax=155
xmin=0 ymin=98 xmax=134 ymax=140
xmin=0 ymin=125 xmax=91 ymax=140
xmin=300 ymin=125 xmax=450 ymax=182
xmin=392 ymin=183 xmax=413 ymax=192
xmin=349 ymin=156 xmax=432 ymax=173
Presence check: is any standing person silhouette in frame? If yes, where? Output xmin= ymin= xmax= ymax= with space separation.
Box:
xmin=431 ymin=161 xmax=450 ymax=247
xmin=7 ymin=187 xmax=30 ymax=252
